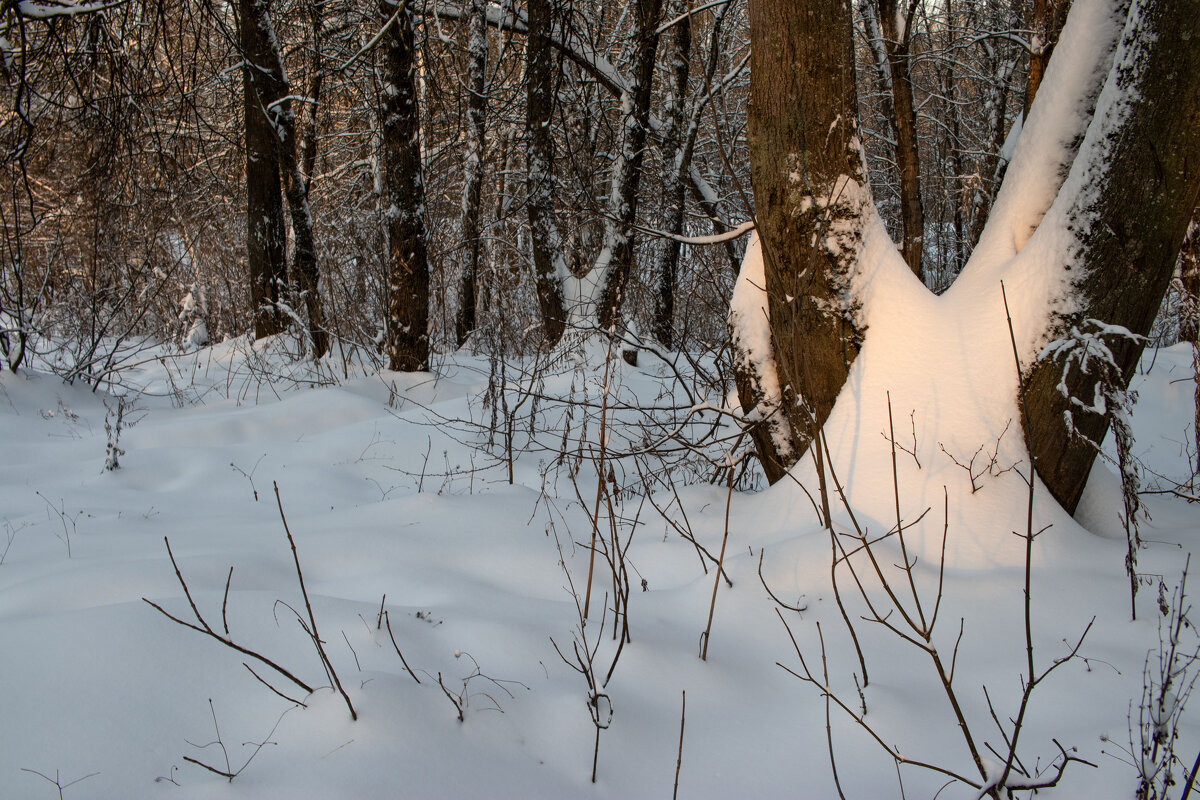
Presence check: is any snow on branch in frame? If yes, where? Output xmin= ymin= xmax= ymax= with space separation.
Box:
xmin=16 ymin=0 xmax=124 ymax=19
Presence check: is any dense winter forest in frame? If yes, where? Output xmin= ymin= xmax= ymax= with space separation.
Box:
xmin=1 ymin=0 xmax=1199 ymax=797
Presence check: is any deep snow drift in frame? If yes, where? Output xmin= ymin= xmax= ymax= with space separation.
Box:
xmin=0 ymin=329 xmax=1196 ymax=799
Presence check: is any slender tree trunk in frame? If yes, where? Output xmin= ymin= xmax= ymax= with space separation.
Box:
xmin=455 ymin=0 xmax=488 ymax=349
xmin=1184 ymin=216 xmax=1200 ymax=469
xmin=877 ymin=0 xmax=924 ymax=280
xmin=1023 ymin=0 xmax=1200 ymax=513
xmin=651 ymin=0 xmax=692 ymax=348
xmin=526 ymin=0 xmax=567 ymax=346
xmin=241 ymin=0 xmax=287 ymax=340
xmin=596 ymin=0 xmax=664 ymax=332
xmin=1180 ymin=215 xmax=1199 ymax=344
xmin=1024 ymin=0 xmax=1071 ymax=116
xmin=380 ymin=0 xmax=430 ymax=371
xmin=297 ymin=0 xmax=324 ymax=194
xmin=245 ymin=0 xmax=329 ymax=358
xmin=739 ymin=0 xmax=869 ymax=481
xmin=965 ymin=49 xmax=1016 ymax=254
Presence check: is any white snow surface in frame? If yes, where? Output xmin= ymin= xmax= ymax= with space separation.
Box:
xmin=0 ymin=322 xmax=1196 ymax=798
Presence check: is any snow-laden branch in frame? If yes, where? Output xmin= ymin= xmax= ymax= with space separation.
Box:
xmin=15 ymin=0 xmax=124 ymax=19
xmin=637 ymin=219 xmax=754 ymax=245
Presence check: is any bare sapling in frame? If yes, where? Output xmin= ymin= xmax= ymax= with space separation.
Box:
xmin=773 ymin=296 xmax=1099 ymax=797
xmin=549 ymin=523 xmax=624 ymax=783
xmin=434 ymin=650 xmax=526 ymax=722
xmin=20 ymin=766 xmax=100 ymax=797
xmin=181 ymin=699 xmax=296 ymax=782
xmin=700 ymin=464 xmax=735 ymax=660
xmin=1115 ymin=556 xmax=1200 ymax=799
xmin=143 ymin=483 xmax=357 ymax=721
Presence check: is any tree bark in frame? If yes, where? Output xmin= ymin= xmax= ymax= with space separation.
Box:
xmin=1024 ymin=0 xmax=1071 ymax=116
xmin=1179 ymin=214 xmax=1199 ymax=344
xmin=380 ymin=0 xmax=430 ymax=371
xmin=596 ymin=0 xmax=664 ymax=332
xmin=244 ymin=0 xmax=329 ymax=358
xmin=240 ymin=0 xmax=287 ymax=340
xmin=455 ymin=0 xmax=488 ymax=349
xmin=650 ymin=0 xmax=692 ymax=348
xmin=1023 ymin=0 xmax=1200 ymax=513
xmin=526 ymin=0 xmax=567 ymax=346
xmin=740 ymin=0 xmax=869 ymax=480
xmin=876 ymin=0 xmax=924 ymax=281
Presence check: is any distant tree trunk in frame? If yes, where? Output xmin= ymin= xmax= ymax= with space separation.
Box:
xmin=526 ymin=0 xmax=567 ymax=346
xmin=1180 ymin=215 xmax=1199 ymax=344
xmin=241 ymin=0 xmax=287 ymax=340
xmin=379 ymin=0 xmax=430 ymax=371
xmin=455 ymin=0 xmax=488 ymax=349
xmin=244 ymin=0 xmax=329 ymax=358
xmin=297 ymin=0 xmax=324 ymax=193
xmin=596 ymin=0 xmax=664 ymax=332
xmin=876 ymin=0 xmax=924 ymax=281
xmin=1024 ymin=0 xmax=1071 ymax=116
xmin=1184 ymin=217 xmax=1200 ymax=468
xmin=738 ymin=0 xmax=869 ymax=481
xmin=1022 ymin=0 xmax=1200 ymax=513
xmin=965 ymin=50 xmax=1017 ymax=255
xmin=651 ymin=0 xmax=692 ymax=348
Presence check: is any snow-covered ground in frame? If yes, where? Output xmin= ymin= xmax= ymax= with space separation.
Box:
xmin=1 ymin=333 xmax=1196 ymax=799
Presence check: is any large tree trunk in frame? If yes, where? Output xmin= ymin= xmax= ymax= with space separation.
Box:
xmin=380 ymin=0 xmax=430 ymax=372
xmin=739 ymin=0 xmax=869 ymax=481
xmin=1022 ymin=0 xmax=1200 ymax=513
xmin=241 ymin=0 xmax=287 ymax=340
xmin=455 ymin=0 xmax=488 ymax=349
xmin=526 ymin=0 xmax=567 ymax=347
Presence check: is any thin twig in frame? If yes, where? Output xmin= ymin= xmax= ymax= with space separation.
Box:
xmin=674 ymin=690 xmax=686 ymax=800
xmin=384 ymin=610 xmax=421 ymax=684
xmin=273 ymin=482 xmax=357 ymax=720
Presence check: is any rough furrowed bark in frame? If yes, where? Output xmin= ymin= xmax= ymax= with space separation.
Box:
xmin=1023 ymin=0 xmax=1200 ymax=513
xmin=380 ymin=0 xmax=430 ymax=372
xmin=740 ymin=0 xmax=869 ymax=480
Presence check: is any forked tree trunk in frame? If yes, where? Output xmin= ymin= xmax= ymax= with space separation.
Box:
xmin=739 ymin=0 xmax=869 ymax=481
xmin=241 ymin=0 xmax=287 ymax=340
xmin=743 ymin=0 xmax=1199 ymax=505
xmin=380 ymin=0 xmax=430 ymax=371
xmin=1021 ymin=0 xmax=1200 ymax=514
